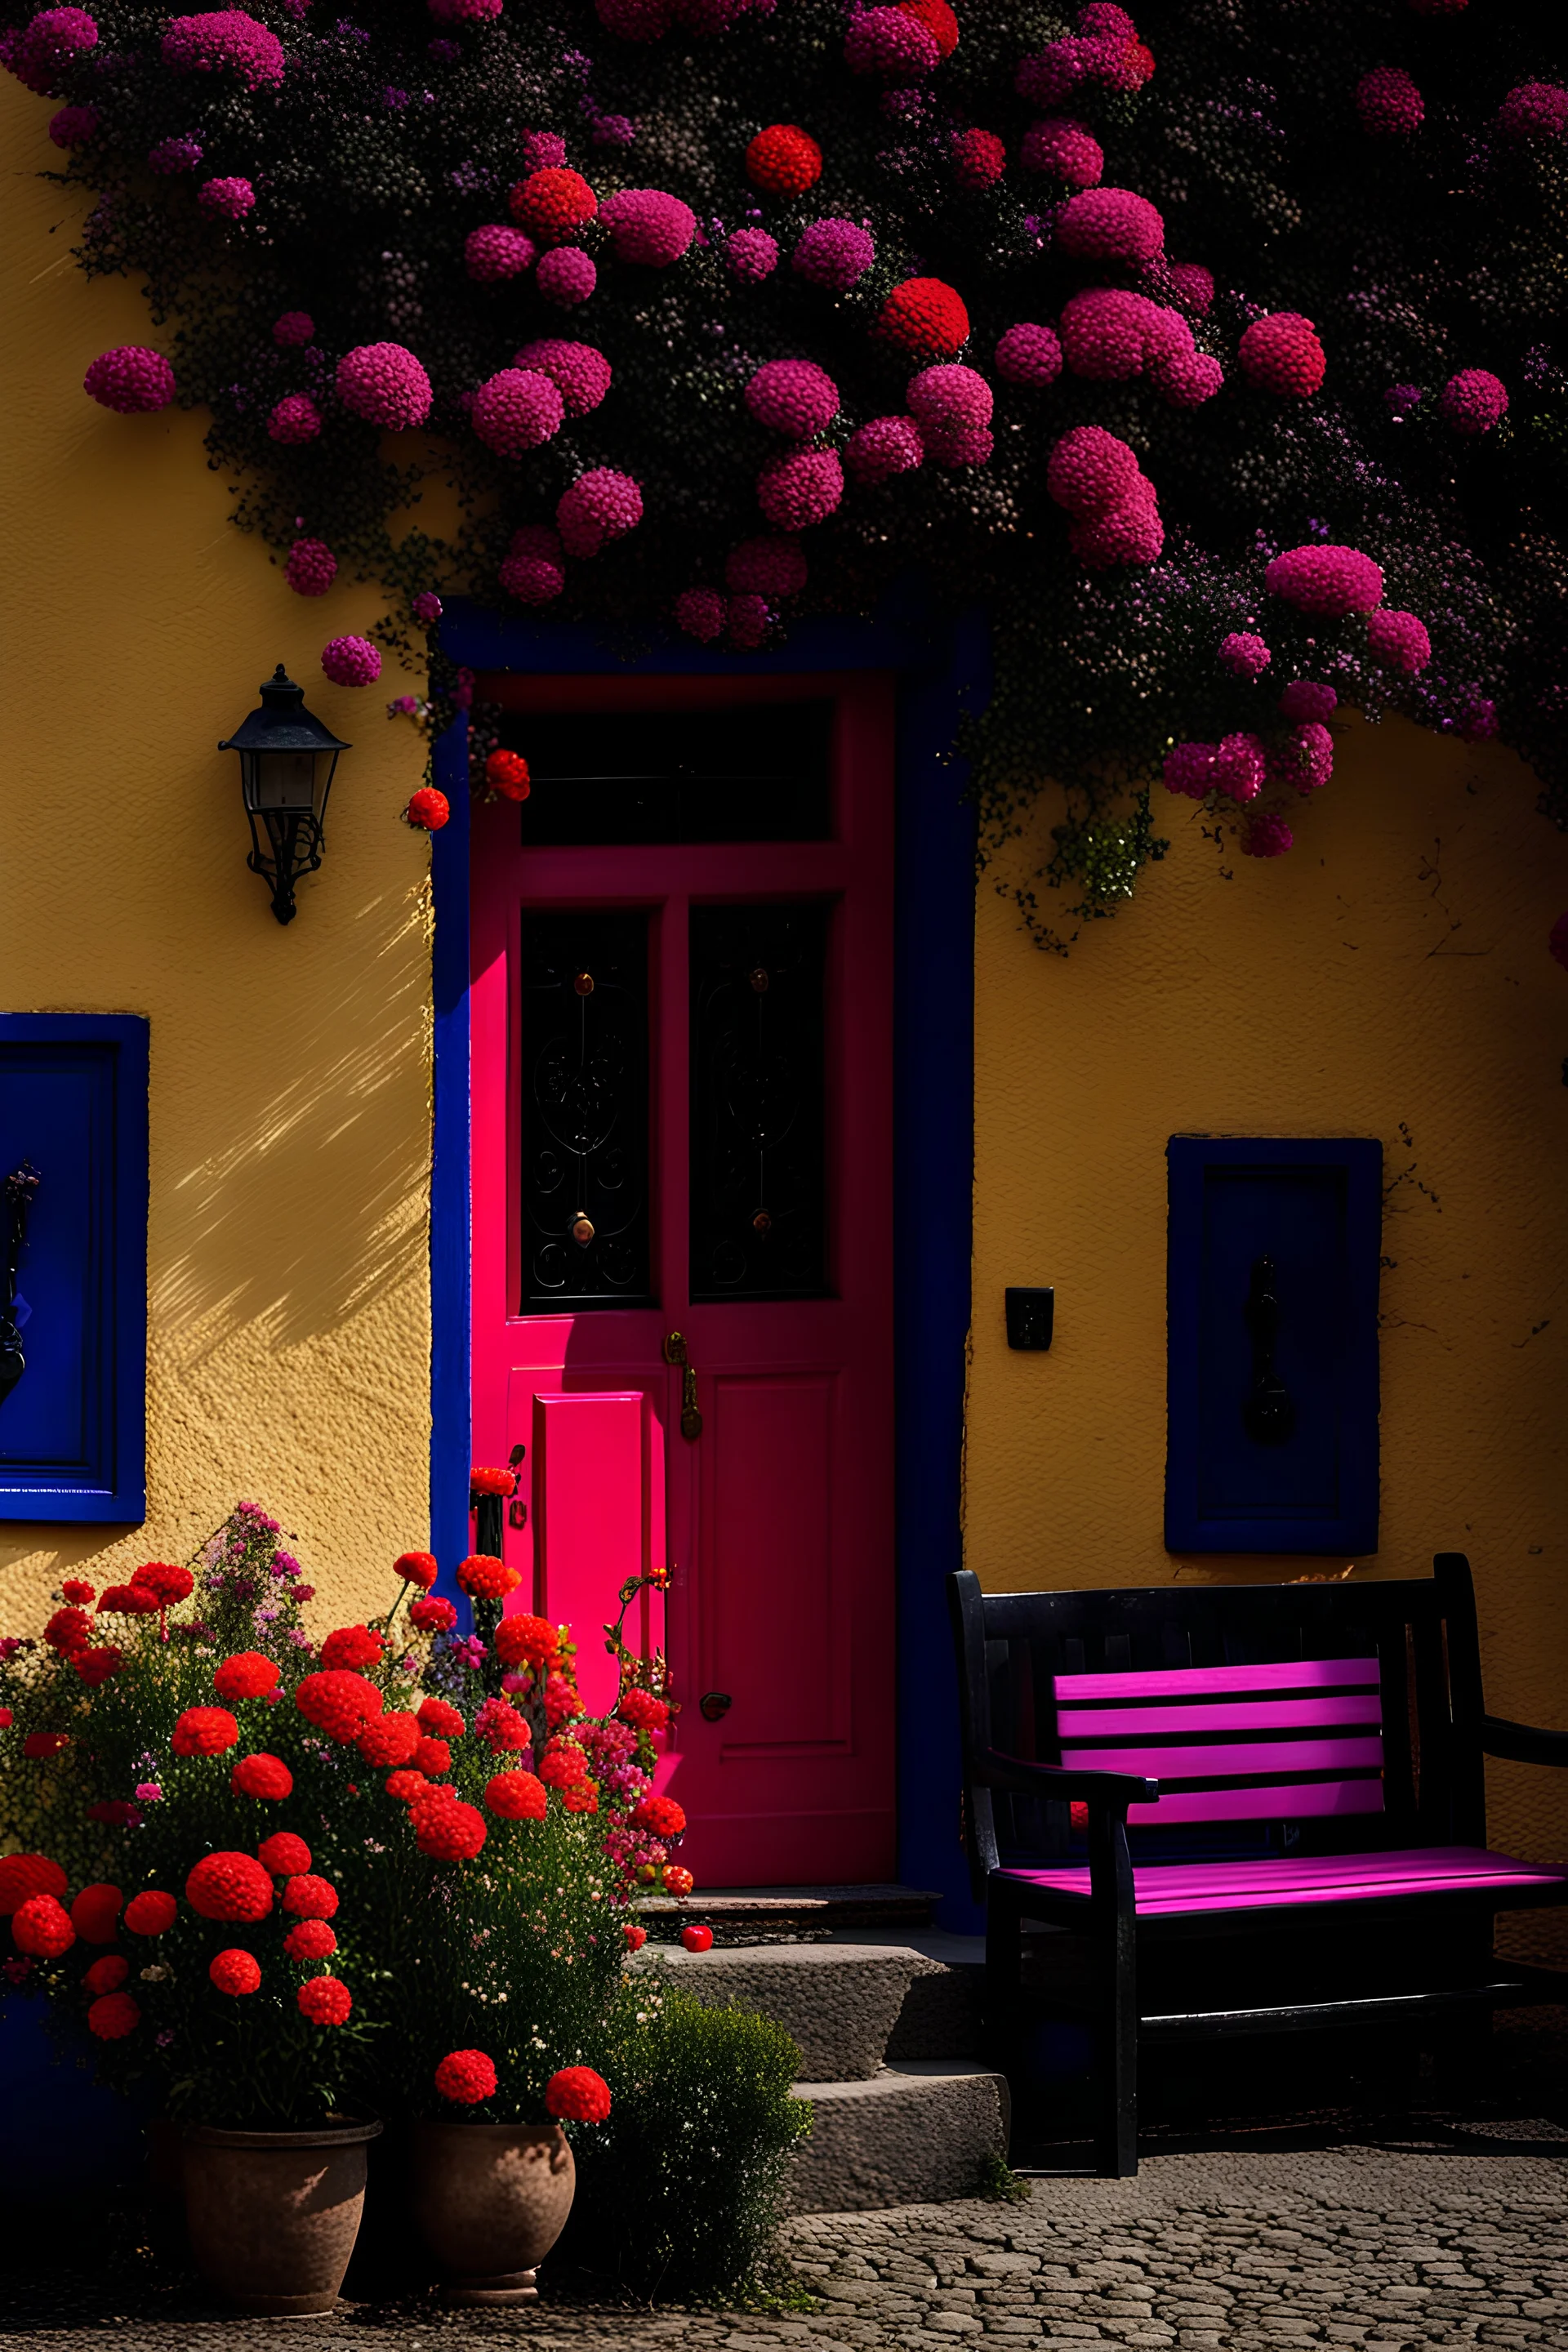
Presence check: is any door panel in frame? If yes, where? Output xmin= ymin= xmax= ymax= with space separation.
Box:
xmin=472 ymin=672 xmax=894 ymax=1886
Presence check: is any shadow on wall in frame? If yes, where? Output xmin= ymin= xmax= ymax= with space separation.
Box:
xmin=150 ymin=884 xmax=432 ymax=1356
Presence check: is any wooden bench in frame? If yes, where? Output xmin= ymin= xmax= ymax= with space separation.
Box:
xmin=949 ymin=1555 xmax=1568 ymax=2175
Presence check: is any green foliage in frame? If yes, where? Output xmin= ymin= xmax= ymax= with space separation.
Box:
xmin=565 ymin=1983 xmax=812 ymax=2304
xmin=975 ymin=2150 xmax=1034 ymax=2203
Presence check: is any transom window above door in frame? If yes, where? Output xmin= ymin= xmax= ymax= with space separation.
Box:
xmin=494 ymin=699 xmax=833 ymax=845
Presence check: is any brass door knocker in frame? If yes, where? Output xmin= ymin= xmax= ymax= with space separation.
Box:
xmin=662 ymin=1331 xmax=702 ymax=1441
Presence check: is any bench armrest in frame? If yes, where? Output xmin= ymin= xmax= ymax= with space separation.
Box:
xmin=981 ymin=1747 xmax=1158 ymax=1814
xmin=1481 ymin=1715 xmax=1568 ymax=1769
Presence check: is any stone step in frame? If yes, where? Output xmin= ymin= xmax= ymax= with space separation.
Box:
xmin=786 ymin=2060 xmax=1010 ymax=2214
xmin=634 ymin=1941 xmax=947 ymax=2080
xmin=635 ymin=1881 xmax=939 ymax=1942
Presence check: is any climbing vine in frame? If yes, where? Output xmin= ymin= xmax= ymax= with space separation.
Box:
xmin=4 ymin=0 xmax=1565 ymax=943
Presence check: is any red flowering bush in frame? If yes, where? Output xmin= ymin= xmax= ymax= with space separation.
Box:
xmin=319 ymin=1624 xmax=385 ymax=1673
xmin=231 ymin=1751 xmax=293 ymax=1799
xmin=495 ymin=1614 xmax=560 ymax=1670
xmin=394 ymin=1551 xmax=439 ymax=1589
xmin=435 ymin=2047 xmax=498 ymax=2104
xmin=123 ymin=1891 xmax=176 ymax=1935
xmin=11 ymin=1893 xmax=75 ymax=1957
xmin=87 ymin=1990 xmax=140 ymax=2040
xmin=411 ymin=1794 xmax=488 ymax=1861
xmin=69 ymin=1882 xmax=122 ymax=1943
xmin=546 ymin=2065 xmax=612 ymax=2123
xmin=172 ymin=1706 xmax=240 ymax=1757
xmin=485 ymin=1769 xmax=548 ymax=1820
xmin=633 ymin=1795 xmax=687 ymax=1839
xmin=468 ymin=1464 xmax=517 ymax=1497
xmin=43 ymin=1606 xmax=91 ymax=1654
xmin=282 ymin=1873 xmax=339 ymax=1919
xmin=83 ymin=1953 xmax=129 ymax=1995
xmin=257 ymin=1832 xmax=312 ymax=1877
xmin=416 ymin=1695 xmax=466 ymax=1739
xmin=210 ymin=1948 xmax=262 ymax=1995
xmin=356 ymin=1710 xmax=421 ymax=1766
xmin=186 ymin=1851 xmax=276 ymax=1922
xmin=457 ymin=1554 xmax=518 ymax=1601
xmin=213 ymin=1651 xmax=281 ymax=1702
xmin=0 ymin=1855 xmax=67 ymax=1914
xmin=410 ymin=1596 xmax=458 ymax=1635
xmin=297 ymin=1974 xmax=353 ymax=2025
xmin=295 ymin=1670 xmax=384 ymax=1741
xmin=412 ymin=1735 xmax=452 ymax=1776
xmin=283 ymin=1918 xmax=337 ymax=1961
xmin=132 ymin=1562 xmax=194 ymax=1606
xmin=96 ymin=1584 xmax=158 ymax=1616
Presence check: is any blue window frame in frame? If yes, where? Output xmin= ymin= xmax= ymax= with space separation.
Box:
xmin=0 ymin=1015 xmax=148 ymax=1523
xmin=1165 ymin=1136 xmax=1381 ymax=1556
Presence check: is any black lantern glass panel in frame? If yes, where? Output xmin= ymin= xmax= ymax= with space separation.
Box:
xmin=220 ymin=666 xmax=350 ymax=924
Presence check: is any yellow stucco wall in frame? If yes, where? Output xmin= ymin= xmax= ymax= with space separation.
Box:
xmin=968 ymin=710 xmax=1568 ymax=1887
xmin=0 ymin=79 xmax=434 ymax=1629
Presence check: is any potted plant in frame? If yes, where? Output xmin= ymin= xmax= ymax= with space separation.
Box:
xmin=0 ymin=1497 xmax=689 ymax=2309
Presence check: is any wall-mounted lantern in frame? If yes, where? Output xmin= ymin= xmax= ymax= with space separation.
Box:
xmin=220 ymin=666 xmax=350 ymax=925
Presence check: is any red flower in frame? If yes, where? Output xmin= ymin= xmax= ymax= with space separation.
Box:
xmin=43 ymin=1606 xmax=92 ymax=1654
xmin=617 ymin=1688 xmax=670 ymax=1733
xmin=83 ymin=1953 xmax=129 ymax=1996
xmin=457 ymin=1553 xmax=518 ymax=1601
xmin=87 ymin=1990 xmax=140 ymax=2040
xmin=296 ymin=1975 xmax=352 ymax=2026
xmin=411 ymin=1794 xmax=487 ymax=1861
xmin=131 ymin=1561 xmax=194 ymax=1606
xmin=319 ymin=1624 xmax=385 ymax=1672
xmin=483 ymin=751 xmax=531 ymax=803
xmin=71 ymin=1645 xmax=125 ymax=1687
xmin=123 ymin=1890 xmax=177 ymax=1936
xmin=230 ymin=1752 xmax=293 ymax=1801
xmin=412 ymin=1735 xmax=452 ymax=1776
xmin=172 ymin=1707 xmax=240 ymax=1758
xmin=662 ymin=1865 xmax=694 ymax=1898
xmin=60 ymin=1579 xmax=96 ymax=1606
xmin=623 ymin=1922 xmax=647 ymax=1953
xmin=509 ymin=166 xmax=598 ymax=243
xmin=213 ymin=1651 xmax=280 ymax=1703
xmin=394 ymin=1551 xmax=439 ymax=1590
xmin=296 ymin=1670 xmax=384 ymax=1742
xmin=0 ymin=1854 xmax=67 ymax=1915
xmin=634 ymin=1795 xmax=686 ymax=1839
xmin=96 ymin=1584 xmax=158 ymax=1616
xmin=282 ymin=1873 xmax=339 ymax=1921
xmin=875 ymin=277 xmax=970 ymax=359
xmin=538 ymin=1740 xmax=590 ymax=1788
xmin=746 ymin=122 xmax=822 ymax=196
xmin=87 ymin=1799 xmax=139 ymax=1826
xmin=484 ymin=1770 xmax=547 ymax=1820
xmin=185 ymin=1852 xmax=275 ymax=1923
xmin=417 ymin=1695 xmax=466 ymax=1739
xmin=680 ymin=1923 xmax=715 ymax=1953
xmin=495 ymin=1613 xmax=560 ymax=1670
xmin=356 ymin=1711 xmax=421 ymax=1766
xmin=546 ymin=2066 xmax=611 ymax=2123
xmin=409 ymin=1596 xmax=458 ymax=1635
xmin=468 ymin=1464 xmax=517 ymax=1497
xmin=385 ymin=1769 xmax=428 ymax=1802
xmin=22 ymin=1733 xmax=70 ymax=1758
xmin=69 ymin=1883 xmax=122 ymax=1944
xmin=12 ymin=1894 xmax=75 ymax=1958
xmin=543 ymin=1672 xmax=582 ymax=1729
xmin=256 ymin=1832 xmax=311 ymax=1878
xmin=474 ymin=1697 xmax=528 ymax=1753
xmin=435 ymin=2047 xmax=497 ymax=2104
xmin=210 ymin=1948 xmax=262 ymax=1996
xmin=404 ymin=787 xmax=450 ymax=831
xmin=561 ymin=1784 xmax=599 ymax=1814
xmin=283 ymin=1918 xmax=336 ymax=1962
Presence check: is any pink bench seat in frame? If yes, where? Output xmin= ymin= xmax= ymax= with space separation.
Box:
xmin=1002 ymin=1845 xmax=1568 ymax=1918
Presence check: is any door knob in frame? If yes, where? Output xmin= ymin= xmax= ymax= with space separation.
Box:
xmin=700 ymin=1691 xmax=732 ymax=1723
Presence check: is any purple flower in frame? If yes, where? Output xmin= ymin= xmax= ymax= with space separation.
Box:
xmin=382 ymin=86 xmax=408 ymax=108
xmin=429 ymin=37 xmax=460 ymax=62
xmin=149 ymin=135 xmax=202 ymax=174
xmin=286 ymin=1627 xmax=313 ymax=1648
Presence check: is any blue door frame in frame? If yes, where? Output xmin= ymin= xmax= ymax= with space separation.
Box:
xmin=430 ymin=596 xmax=986 ymax=1925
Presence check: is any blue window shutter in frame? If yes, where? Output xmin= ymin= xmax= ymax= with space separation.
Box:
xmin=0 ymin=1016 xmax=148 ymax=1523
xmin=1165 ymin=1137 xmax=1380 ymax=1556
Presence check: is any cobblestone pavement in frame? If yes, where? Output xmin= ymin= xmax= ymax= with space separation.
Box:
xmin=4 ymin=2123 xmax=1568 ymax=2352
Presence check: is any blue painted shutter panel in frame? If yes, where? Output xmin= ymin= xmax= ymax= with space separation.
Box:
xmin=0 ymin=1016 xmax=148 ymax=1522
xmin=1165 ymin=1137 xmax=1380 ymax=1556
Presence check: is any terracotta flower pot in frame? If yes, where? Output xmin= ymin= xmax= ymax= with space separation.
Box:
xmin=410 ymin=2118 xmax=576 ymax=2303
xmin=182 ymin=2118 xmax=382 ymax=2315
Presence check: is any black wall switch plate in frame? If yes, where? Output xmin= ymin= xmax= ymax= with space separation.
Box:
xmin=1004 ymin=1287 xmax=1054 ymax=1351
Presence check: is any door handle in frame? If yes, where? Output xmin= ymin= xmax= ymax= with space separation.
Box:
xmin=662 ymin=1331 xmax=703 ymax=1441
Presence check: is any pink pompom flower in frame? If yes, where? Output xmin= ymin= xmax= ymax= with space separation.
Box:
xmin=844 ymin=416 xmax=924 ymax=485
xmin=412 ymin=591 xmax=443 ymax=625
xmin=1059 ymin=288 xmax=1156 ymax=382
xmin=907 ymin=364 xmax=992 ymax=466
xmin=1158 ymin=350 xmax=1224 ymax=408
xmin=268 ymin=394 xmax=320 ymax=444
xmin=727 ymin=593 xmax=770 ymax=650
xmin=1286 ymin=723 xmax=1334 ymax=791
xmin=471 ymin=368 xmax=565 ymax=456
xmin=1497 ymin=82 xmax=1568 ymax=143
xmin=336 ymin=343 xmax=433 ymax=432
xmin=83 ymin=346 xmax=175 ymax=414
xmin=1165 ymin=263 xmax=1214 ymax=318
xmin=197 ymin=176 xmax=255 ymax=220
xmin=1218 ymin=632 xmax=1271 ymax=679
xmin=13 ymin=7 xmax=99 ymax=96
xmin=1366 ymin=608 xmax=1432 ymax=675
xmin=1279 ymin=681 xmax=1337 ymax=724
xmin=515 ymin=340 xmax=611 ymax=416
xmin=1213 ymin=733 xmax=1267 ymax=803
xmin=725 ymin=229 xmax=778 ymax=282
xmin=285 ymin=539 xmax=336 ymax=596
xmin=1242 ymin=813 xmax=1294 ymax=858
xmin=499 ymin=523 xmax=566 ymax=604
xmin=951 ymin=128 xmax=1005 ymax=190
xmin=162 ymin=11 xmax=284 ymax=90
xmin=745 ymin=360 xmax=839 ymax=439
xmin=1264 ymin=545 xmax=1384 ymax=617
xmin=466 ymin=225 xmax=536 ymax=282
xmin=1164 ymin=742 xmax=1217 ymax=800
xmin=321 ymin=636 xmax=382 ymax=688
xmin=1021 ymin=118 xmax=1103 ymax=187
xmin=273 ymin=311 xmax=314 ymax=347
xmin=537 ymin=247 xmax=597 ymax=305
xmin=1357 ymin=68 xmax=1423 ymax=136
xmin=1238 ymin=313 xmax=1325 ymax=397
xmin=1439 ymin=369 xmax=1508 ymax=436
xmin=725 ymin=537 xmax=808 ymax=598
xmin=1068 ymin=480 xmax=1163 ymax=569
xmin=599 ymin=189 xmax=696 ymax=265
xmin=428 ymin=0 xmax=503 ymax=19
xmin=792 ymin=218 xmax=875 ymax=292
xmin=48 ymin=103 xmax=99 ymax=145
xmin=148 ymin=135 xmax=201 ymax=173
xmin=557 ymin=469 xmax=644 ymax=559
xmin=844 ymin=7 xmax=939 ymax=78
xmin=757 ymin=449 xmax=844 ymax=531
xmin=1055 ymin=187 xmax=1165 ymax=264
xmin=676 ymin=587 xmax=726 ymax=642
xmin=1045 ymin=425 xmax=1139 ymax=517
xmin=996 ymin=323 xmax=1062 ymax=386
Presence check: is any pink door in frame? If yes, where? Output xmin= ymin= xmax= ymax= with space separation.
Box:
xmin=470 ymin=671 xmax=895 ymax=1885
